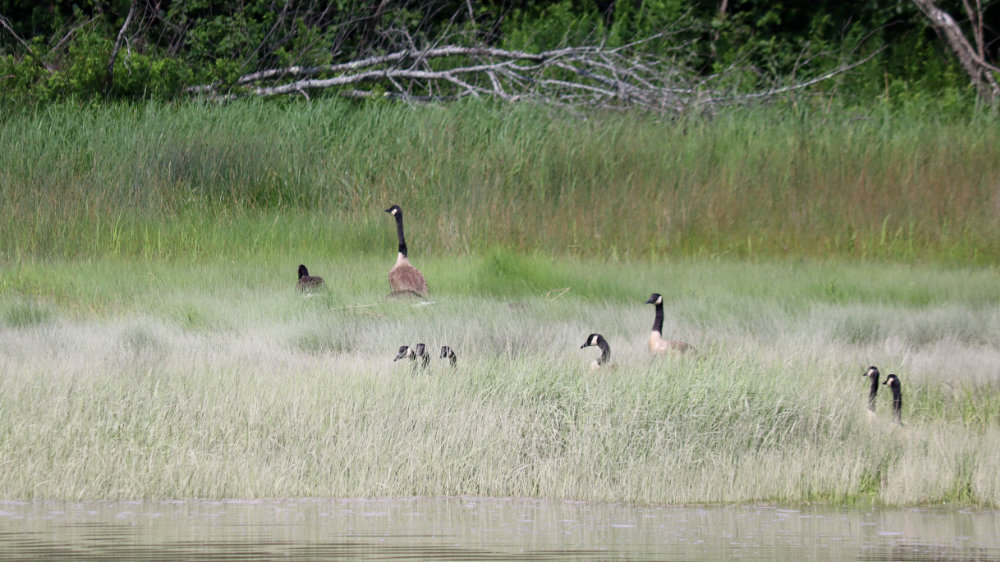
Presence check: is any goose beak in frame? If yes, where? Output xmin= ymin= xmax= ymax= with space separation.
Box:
xmin=580 ymin=342 xmax=588 ymax=349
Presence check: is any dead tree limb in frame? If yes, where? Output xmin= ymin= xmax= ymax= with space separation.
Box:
xmin=0 ymin=13 xmax=54 ymax=71
xmin=187 ymin=37 xmax=878 ymax=114
xmin=911 ymin=0 xmax=999 ymax=104
xmin=106 ymin=0 xmax=138 ymax=95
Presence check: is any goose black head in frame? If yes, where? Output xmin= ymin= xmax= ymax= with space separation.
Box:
xmin=645 ymin=293 xmax=663 ymax=305
xmin=580 ymin=333 xmax=611 ymax=368
xmin=385 ymin=204 xmax=402 ymax=217
xmin=883 ymin=373 xmax=903 ymax=423
xmin=440 ymin=346 xmax=457 ymax=366
xmin=580 ymin=333 xmax=604 ymax=349
xmin=414 ymin=343 xmax=429 ymax=368
xmin=394 ymin=345 xmax=412 ymax=361
xmin=864 ymin=365 xmax=881 ymax=413
xmin=298 ymin=264 xmax=310 ymax=279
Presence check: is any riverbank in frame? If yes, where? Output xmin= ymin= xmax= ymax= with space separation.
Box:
xmin=2 ymin=257 xmax=998 ymax=505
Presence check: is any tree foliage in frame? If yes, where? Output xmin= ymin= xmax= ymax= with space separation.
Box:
xmin=0 ymin=0 xmax=996 ymax=108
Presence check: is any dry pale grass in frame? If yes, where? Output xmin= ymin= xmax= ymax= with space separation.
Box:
xmin=2 ymin=258 xmax=999 ymax=504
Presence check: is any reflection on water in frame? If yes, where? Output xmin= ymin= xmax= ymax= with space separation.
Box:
xmin=0 ymin=498 xmax=998 ymax=561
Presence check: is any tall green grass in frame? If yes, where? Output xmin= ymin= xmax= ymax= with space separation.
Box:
xmin=2 ymin=100 xmax=1000 ymax=263
xmin=2 ymin=258 xmax=1000 ymax=504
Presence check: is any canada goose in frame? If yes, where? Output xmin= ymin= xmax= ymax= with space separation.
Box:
xmin=579 ymin=333 xmax=611 ymax=370
xmin=414 ymin=343 xmax=430 ymax=369
xmin=883 ymin=374 xmax=902 ymax=424
xmin=394 ymin=345 xmax=416 ymax=362
xmin=384 ymin=205 xmax=428 ymax=298
xmin=863 ymin=365 xmax=880 ymax=415
xmin=440 ymin=345 xmax=457 ymax=367
xmin=644 ymin=293 xmax=695 ymax=355
xmin=296 ymin=264 xmax=324 ymax=291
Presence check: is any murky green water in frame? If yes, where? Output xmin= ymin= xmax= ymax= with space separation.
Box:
xmin=1 ymin=498 xmax=997 ymax=560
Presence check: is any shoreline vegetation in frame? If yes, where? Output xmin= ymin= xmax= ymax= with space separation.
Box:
xmin=2 ymin=101 xmax=1000 ymax=505
xmin=2 ymin=257 xmax=1000 ymax=505
xmin=3 ymin=100 xmax=1000 ymax=264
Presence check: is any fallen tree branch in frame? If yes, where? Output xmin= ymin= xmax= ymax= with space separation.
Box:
xmin=187 ymin=37 xmax=878 ymax=114
xmin=703 ymin=48 xmax=885 ymax=105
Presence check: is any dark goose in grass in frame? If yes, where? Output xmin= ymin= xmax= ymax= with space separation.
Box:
xmin=384 ymin=205 xmax=428 ymax=298
xmin=414 ymin=343 xmax=430 ymax=369
xmin=296 ymin=264 xmax=324 ymax=291
xmin=884 ymin=373 xmax=903 ymax=424
xmin=580 ymin=333 xmax=611 ymax=370
xmin=645 ymin=293 xmax=695 ymax=355
xmin=394 ymin=345 xmax=416 ymax=362
xmin=440 ymin=346 xmax=457 ymax=367
xmin=864 ymin=365 xmax=880 ymax=415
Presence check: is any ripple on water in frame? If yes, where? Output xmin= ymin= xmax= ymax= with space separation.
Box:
xmin=0 ymin=499 xmax=997 ymax=561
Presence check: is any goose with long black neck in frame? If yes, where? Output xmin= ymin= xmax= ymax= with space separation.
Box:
xmin=384 ymin=204 xmax=428 ymax=298
xmin=863 ymin=365 xmax=880 ymax=418
xmin=883 ymin=373 xmax=902 ymax=424
xmin=645 ymin=293 xmax=695 ymax=355
xmin=580 ymin=333 xmax=611 ymax=370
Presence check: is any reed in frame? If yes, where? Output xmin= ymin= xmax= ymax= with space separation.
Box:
xmin=2 ymin=258 xmax=1000 ymax=504
xmin=2 ymin=100 xmax=1000 ymax=263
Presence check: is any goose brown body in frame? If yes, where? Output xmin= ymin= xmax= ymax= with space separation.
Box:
xmin=296 ymin=264 xmax=324 ymax=291
xmin=385 ymin=205 xmax=428 ymax=297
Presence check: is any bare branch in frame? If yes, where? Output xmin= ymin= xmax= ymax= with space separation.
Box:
xmin=186 ymin=33 xmax=881 ymax=115
xmin=706 ymin=47 xmax=886 ymax=104
xmin=106 ymin=0 xmax=139 ymax=95
xmin=911 ymin=0 xmax=999 ymax=103
xmin=0 ymin=13 xmax=54 ymax=71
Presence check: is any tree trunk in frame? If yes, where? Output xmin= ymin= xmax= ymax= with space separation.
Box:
xmin=911 ymin=0 xmax=999 ymax=106
xmin=106 ymin=0 xmax=138 ymax=96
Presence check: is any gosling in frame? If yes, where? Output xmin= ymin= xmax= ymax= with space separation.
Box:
xmin=440 ymin=346 xmax=457 ymax=367
xmin=413 ymin=343 xmax=430 ymax=370
xmin=394 ymin=345 xmax=416 ymax=362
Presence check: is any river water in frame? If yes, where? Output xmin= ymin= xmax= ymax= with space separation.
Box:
xmin=1 ymin=497 xmax=997 ymax=560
